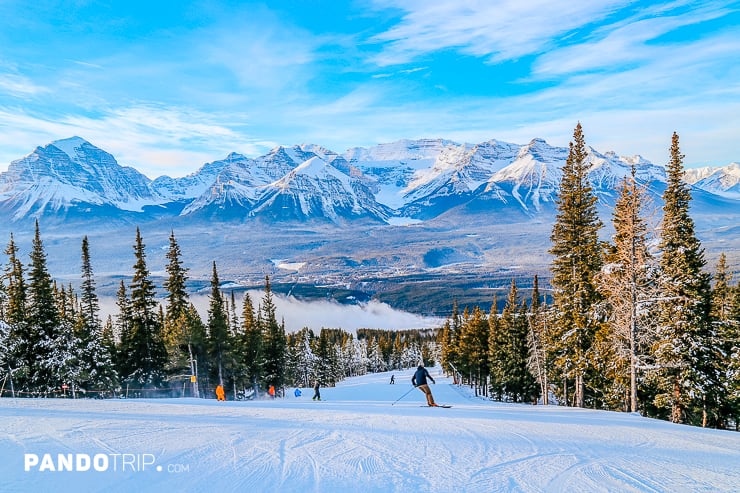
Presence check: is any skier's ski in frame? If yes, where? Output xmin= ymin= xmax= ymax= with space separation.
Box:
xmin=421 ymin=405 xmax=452 ymax=408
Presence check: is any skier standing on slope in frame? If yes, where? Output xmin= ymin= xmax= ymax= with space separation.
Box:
xmin=412 ymin=364 xmax=437 ymax=407
xmin=312 ymin=380 xmax=321 ymax=401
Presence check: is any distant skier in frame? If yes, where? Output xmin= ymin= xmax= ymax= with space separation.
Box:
xmin=294 ymin=388 xmax=302 ymax=398
xmin=215 ymin=384 xmax=225 ymax=401
xmin=390 ymin=374 xmax=395 ymax=384
xmin=312 ymin=380 xmax=321 ymax=401
xmin=412 ymin=364 xmax=437 ymax=407
xmin=268 ymin=385 xmax=276 ymax=399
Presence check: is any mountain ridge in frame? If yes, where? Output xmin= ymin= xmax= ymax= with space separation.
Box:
xmin=2 ymin=135 xmax=738 ymax=227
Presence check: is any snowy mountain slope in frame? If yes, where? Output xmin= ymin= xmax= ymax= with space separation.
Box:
xmin=151 ymin=153 xmax=236 ymax=202
xmin=2 ymin=369 xmax=738 ymax=493
xmin=0 ymin=137 xmax=162 ymax=220
xmin=685 ymin=162 xmax=740 ymax=198
xmin=250 ymin=156 xmax=392 ymax=222
xmin=345 ymin=138 xmax=459 ymax=209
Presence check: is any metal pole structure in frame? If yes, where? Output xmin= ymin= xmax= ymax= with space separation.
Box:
xmin=391 ymin=386 xmax=417 ymax=406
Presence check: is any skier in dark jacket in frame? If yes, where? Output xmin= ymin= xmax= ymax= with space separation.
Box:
xmin=412 ymin=364 xmax=437 ymax=407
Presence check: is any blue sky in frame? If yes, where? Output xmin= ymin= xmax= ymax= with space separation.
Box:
xmin=0 ymin=0 xmax=738 ymax=177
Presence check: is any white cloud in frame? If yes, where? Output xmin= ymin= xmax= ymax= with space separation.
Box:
xmin=0 ymin=72 xmax=49 ymax=97
xmin=369 ymin=0 xmax=631 ymax=65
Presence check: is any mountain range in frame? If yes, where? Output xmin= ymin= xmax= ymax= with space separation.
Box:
xmin=0 ymin=136 xmax=737 ymax=312
xmin=2 ymin=136 xmax=738 ymax=226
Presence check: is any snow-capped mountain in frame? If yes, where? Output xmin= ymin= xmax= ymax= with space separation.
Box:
xmin=684 ymin=163 xmax=740 ymax=199
xmin=0 ymin=137 xmax=161 ymax=221
xmin=250 ymin=156 xmax=391 ymax=222
xmin=0 ymin=136 xmax=736 ymax=228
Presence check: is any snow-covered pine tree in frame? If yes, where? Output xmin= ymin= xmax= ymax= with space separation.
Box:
xmin=75 ymin=236 xmax=118 ymax=393
xmin=652 ymin=132 xmax=717 ymax=426
xmin=51 ymin=283 xmax=82 ymax=396
xmin=367 ymin=337 xmax=385 ymax=373
xmin=313 ymin=328 xmax=340 ymax=387
xmin=548 ymin=123 xmax=603 ymax=408
xmin=286 ymin=327 xmax=315 ymax=387
xmin=119 ymin=228 xmax=167 ymax=390
xmin=260 ymin=276 xmax=286 ymax=392
xmin=25 ymin=221 xmax=67 ymax=393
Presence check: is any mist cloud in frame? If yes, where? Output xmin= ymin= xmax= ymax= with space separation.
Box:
xmin=99 ymin=290 xmax=442 ymax=334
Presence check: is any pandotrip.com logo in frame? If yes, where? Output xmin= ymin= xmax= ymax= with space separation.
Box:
xmin=24 ymin=453 xmax=190 ymax=474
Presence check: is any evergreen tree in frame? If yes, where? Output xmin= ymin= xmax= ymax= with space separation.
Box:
xmin=726 ymin=282 xmax=740 ymax=429
xmin=119 ymin=228 xmax=167 ymax=389
xmin=487 ymin=297 xmax=502 ymax=399
xmin=239 ymin=292 xmax=262 ymax=395
xmin=711 ymin=253 xmax=738 ymax=428
xmin=458 ymin=306 xmax=489 ymax=396
xmin=207 ymin=261 xmax=230 ymax=389
xmin=163 ymin=230 xmax=189 ymax=351
xmin=491 ymin=280 xmax=538 ymax=403
xmin=3 ymin=234 xmax=26 ymax=391
xmin=651 ymin=132 xmax=716 ymax=425
xmin=75 ymin=237 xmax=118 ymax=392
xmin=313 ymin=328 xmax=340 ymax=387
xmin=4 ymin=234 xmax=26 ymax=326
xmin=711 ymin=253 xmax=732 ymax=322
xmin=286 ymin=327 xmax=315 ymax=387
xmin=260 ymin=276 xmax=286 ymax=392
xmin=24 ymin=221 xmax=69 ymax=392
xmin=548 ymin=123 xmax=603 ymax=407
xmin=52 ymin=283 xmax=82 ymax=396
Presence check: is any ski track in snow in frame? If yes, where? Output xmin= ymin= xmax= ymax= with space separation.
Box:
xmin=1 ymin=369 xmax=739 ymax=493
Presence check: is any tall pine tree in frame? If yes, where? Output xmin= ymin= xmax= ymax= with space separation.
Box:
xmin=76 ymin=236 xmax=117 ymax=392
xmin=207 ymin=262 xmax=230 ymax=389
xmin=25 ymin=221 xmax=70 ymax=392
xmin=548 ymin=123 xmax=603 ymax=407
xmin=260 ymin=276 xmax=286 ymax=392
xmin=119 ymin=228 xmax=167 ymax=390
xmin=652 ymin=132 xmax=716 ymax=425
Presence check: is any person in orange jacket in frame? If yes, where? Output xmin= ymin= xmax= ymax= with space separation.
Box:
xmin=268 ymin=385 xmax=275 ymax=398
xmin=215 ymin=384 xmax=226 ymax=401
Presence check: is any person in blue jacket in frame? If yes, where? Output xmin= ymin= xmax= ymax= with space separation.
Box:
xmin=412 ymin=364 xmax=437 ymax=407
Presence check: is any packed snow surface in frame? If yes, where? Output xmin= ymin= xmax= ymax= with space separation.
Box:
xmin=1 ymin=369 xmax=739 ymax=492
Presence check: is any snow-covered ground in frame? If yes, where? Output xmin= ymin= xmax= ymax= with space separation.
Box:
xmin=1 ymin=368 xmax=739 ymax=493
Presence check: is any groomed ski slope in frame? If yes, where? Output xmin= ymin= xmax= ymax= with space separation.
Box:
xmin=1 ymin=368 xmax=739 ymax=493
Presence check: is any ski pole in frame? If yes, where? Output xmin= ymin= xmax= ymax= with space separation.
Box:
xmin=391 ymin=385 xmax=417 ymax=406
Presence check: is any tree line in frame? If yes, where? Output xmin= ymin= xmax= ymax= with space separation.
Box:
xmin=438 ymin=125 xmax=739 ymax=429
xmin=0 ymin=226 xmax=437 ymax=399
